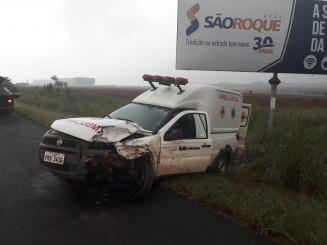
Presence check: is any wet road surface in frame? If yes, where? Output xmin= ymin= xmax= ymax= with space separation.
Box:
xmin=0 ymin=113 xmax=276 ymax=245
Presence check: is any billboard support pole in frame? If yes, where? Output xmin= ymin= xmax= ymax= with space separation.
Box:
xmin=268 ymin=73 xmax=281 ymax=127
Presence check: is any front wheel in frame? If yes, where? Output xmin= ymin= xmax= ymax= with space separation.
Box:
xmin=124 ymin=160 xmax=154 ymax=200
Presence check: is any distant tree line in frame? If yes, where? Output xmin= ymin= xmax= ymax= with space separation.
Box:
xmin=0 ymin=76 xmax=18 ymax=92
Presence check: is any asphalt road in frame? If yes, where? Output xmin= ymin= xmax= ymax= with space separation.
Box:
xmin=0 ymin=113 xmax=276 ymax=245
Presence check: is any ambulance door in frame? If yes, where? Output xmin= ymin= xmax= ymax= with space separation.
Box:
xmin=157 ymin=111 xmax=212 ymax=176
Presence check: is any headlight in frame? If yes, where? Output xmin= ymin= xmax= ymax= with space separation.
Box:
xmin=48 ymin=129 xmax=61 ymax=135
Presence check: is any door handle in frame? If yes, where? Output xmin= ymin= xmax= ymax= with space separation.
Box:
xmin=201 ymin=144 xmax=211 ymax=148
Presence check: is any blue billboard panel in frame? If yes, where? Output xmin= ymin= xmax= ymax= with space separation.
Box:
xmin=176 ymin=0 xmax=327 ymax=74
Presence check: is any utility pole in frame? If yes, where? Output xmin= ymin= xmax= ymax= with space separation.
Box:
xmin=268 ymin=73 xmax=281 ymax=127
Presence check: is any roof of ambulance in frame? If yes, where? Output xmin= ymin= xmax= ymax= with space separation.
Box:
xmin=133 ymin=83 xmax=242 ymax=109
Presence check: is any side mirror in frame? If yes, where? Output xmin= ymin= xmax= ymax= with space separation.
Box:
xmin=13 ymin=93 xmax=21 ymax=99
xmin=164 ymin=129 xmax=184 ymax=141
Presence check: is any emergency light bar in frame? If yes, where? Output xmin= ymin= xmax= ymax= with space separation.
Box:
xmin=153 ymin=75 xmax=164 ymax=83
xmin=176 ymin=77 xmax=188 ymax=85
xmin=142 ymin=74 xmax=154 ymax=82
xmin=142 ymin=74 xmax=156 ymax=90
xmin=142 ymin=74 xmax=188 ymax=94
xmin=162 ymin=76 xmax=175 ymax=86
xmin=175 ymin=77 xmax=188 ymax=94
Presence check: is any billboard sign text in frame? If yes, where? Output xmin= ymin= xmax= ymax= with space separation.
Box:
xmin=176 ymin=0 xmax=327 ymax=74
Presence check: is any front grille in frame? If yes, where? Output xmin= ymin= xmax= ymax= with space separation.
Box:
xmin=42 ymin=137 xmax=80 ymax=148
xmin=40 ymin=131 xmax=84 ymax=176
xmin=88 ymin=142 xmax=115 ymax=151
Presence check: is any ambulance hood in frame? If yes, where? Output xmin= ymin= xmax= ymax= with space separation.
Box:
xmin=51 ymin=117 xmax=152 ymax=142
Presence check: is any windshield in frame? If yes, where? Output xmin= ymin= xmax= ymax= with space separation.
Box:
xmin=108 ymin=103 xmax=172 ymax=131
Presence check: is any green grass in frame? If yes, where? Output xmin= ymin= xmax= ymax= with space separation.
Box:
xmin=164 ymin=173 xmax=327 ymax=245
xmin=15 ymin=87 xmax=327 ymax=244
xmin=15 ymin=87 xmax=129 ymax=127
xmin=15 ymin=102 xmax=71 ymax=127
xmin=241 ymin=107 xmax=327 ymax=198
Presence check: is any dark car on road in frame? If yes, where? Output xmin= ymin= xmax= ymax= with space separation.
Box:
xmin=0 ymin=84 xmax=20 ymax=113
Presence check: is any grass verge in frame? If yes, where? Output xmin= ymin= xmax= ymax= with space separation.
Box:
xmin=15 ymin=101 xmax=73 ymax=127
xmin=164 ymin=173 xmax=327 ymax=245
xmin=15 ymin=87 xmax=130 ymax=127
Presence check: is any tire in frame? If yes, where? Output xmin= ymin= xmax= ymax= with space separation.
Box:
xmin=124 ymin=159 xmax=154 ymax=201
xmin=208 ymin=153 xmax=230 ymax=175
xmin=216 ymin=154 xmax=230 ymax=174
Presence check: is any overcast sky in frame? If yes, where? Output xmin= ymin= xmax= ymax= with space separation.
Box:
xmin=0 ymin=0 xmax=325 ymax=86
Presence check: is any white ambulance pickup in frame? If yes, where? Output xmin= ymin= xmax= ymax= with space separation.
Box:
xmin=39 ymin=75 xmax=251 ymax=200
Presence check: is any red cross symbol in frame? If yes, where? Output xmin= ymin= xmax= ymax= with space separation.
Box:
xmin=241 ymin=112 xmax=247 ymax=122
xmin=220 ymin=106 xmax=225 ymax=118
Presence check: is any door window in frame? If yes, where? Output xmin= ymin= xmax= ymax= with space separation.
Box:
xmin=194 ymin=114 xmax=207 ymax=139
xmin=164 ymin=113 xmax=207 ymax=141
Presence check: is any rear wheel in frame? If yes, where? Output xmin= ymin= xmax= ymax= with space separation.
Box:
xmin=207 ymin=153 xmax=230 ymax=175
xmin=216 ymin=154 xmax=229 ymax=174
xmin=124 ymin=160 xmax=153 ymax=200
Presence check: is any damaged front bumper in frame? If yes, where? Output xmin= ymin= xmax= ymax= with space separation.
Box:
xmin=39 ymin=116 xmax=159 ymax=185
xmin=39 ymin=128 xmax=157 ymax=182
xmin=39 ymin=131 xmax=91 ymax=180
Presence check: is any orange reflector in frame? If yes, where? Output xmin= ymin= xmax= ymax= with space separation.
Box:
xmin=7 ymin=99 xmax=12 ymax=104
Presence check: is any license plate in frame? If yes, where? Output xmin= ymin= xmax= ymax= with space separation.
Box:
xmin=44 ymin=151 xmax=65 ymax=165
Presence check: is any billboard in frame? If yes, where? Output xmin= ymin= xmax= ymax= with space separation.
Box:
xmin=176 ymin=0 xmax=327 ymax=75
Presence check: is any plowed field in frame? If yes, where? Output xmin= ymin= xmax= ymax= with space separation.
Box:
xmin=243 ymin=94 xmax=327 ymax=109
xmin=69 ymin=86 xmax=327 ymax=109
